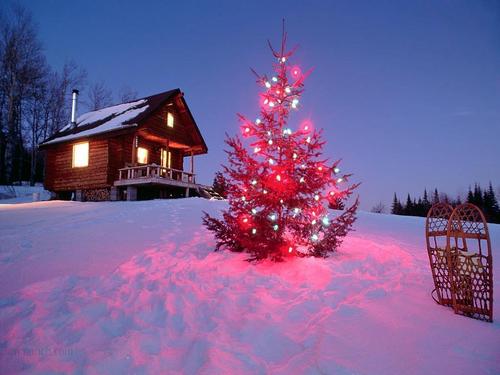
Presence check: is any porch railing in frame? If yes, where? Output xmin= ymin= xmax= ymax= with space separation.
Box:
xmin=118 ymin=164 xmax=196 ymax=184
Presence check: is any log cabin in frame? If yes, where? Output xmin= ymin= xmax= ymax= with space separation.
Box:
xmin=39 ymin=89 xmax=209 ymax=201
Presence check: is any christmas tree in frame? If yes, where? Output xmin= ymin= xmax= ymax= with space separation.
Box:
xmin=203 ymin=27 xmax=359 ymax=260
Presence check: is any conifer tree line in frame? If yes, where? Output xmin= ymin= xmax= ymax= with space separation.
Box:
xmin=0 ymin=5 xmax=137 ymax=185
xmin=391 ymin=183 xmax=500 ymax=223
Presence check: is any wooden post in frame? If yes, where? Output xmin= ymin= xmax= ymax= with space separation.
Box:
xmin=190 ymin=150 xmax=194 ymax=174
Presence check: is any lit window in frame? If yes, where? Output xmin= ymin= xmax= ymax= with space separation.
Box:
xmin=137 ymin=147 xmax=148 ymax=164
xmin=72 ymin=142 xmax=89 ymax=168
xmin=161 ymin=149 xmax=172 ymax=168
xmin=167 ymin=112 xmax=174 ymax=128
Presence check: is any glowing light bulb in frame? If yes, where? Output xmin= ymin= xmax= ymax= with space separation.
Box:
xmin=245 ymin=127 xmax=250 ymax=133
xmin=334 ymin=167 xmax=340 ymax=174
xmin=281 ymin=57 xmax=286 ymax=63
xmin=243 ymin=218 xmax=248 ymax=223
xmin=280 ymin=199 xmax=284 ymax=204
xmin=306 ymin=136 xmax=311 ymax=143
xmin=255 ymin=118 xmax=261 ymax=124
xmin=252 ymin=228 xmax=257 ymax=234
xmin=272 ymin=76 xmax=278 ymax=82
xmin=254 ymin=147 xmax=261 ymax=153
xmin=265 ymin=81 xmax=271 ymax=88
xmin=292 ymin=98 xmax=299 ymax=108
xmin=322 ymin=217 xmax=330 ymax=226
xmin=288 ymin=246 xmax=293 ymax=253
xmin=270 ymin=214 xmax=276 ymax=221
xmin=268 ymin=139 xmax=273 ymax=145
xmin=294 ymin=208 xmax=300 ymax=214
xmin=304 ymin=125 xmax=309 ymax=131
xmin=337 ymin=178 xmax=343 ymax=183
xmin=285 ymin=87 xmax=291 ymax=94
xmin=318 ymin=166 xmax=323 ymax=171
xmin=251 ymin=208 xmax=257 ymax=215
xmin=292 ymin=153 xmax=298 ymax=159
xmin=311 ymin=234 xmax=319 ymax=241
xmin=267 ymin=131 xmax=272 ymax=136
xmin=276 ymin=174 xmax=281 ymax=181
xmin=269 ymin=102 xmax=275 ymax=107
xmin=299 ymin=177 xmax=305 ymax=183
xmin=312 ymin=219 xmax=317 ymax=225
xmin=273 ymin=224 xmax=279 ymax=231
xmin=263 ymin=189 xmax=268 ymax=194
xmin=269 ymin=158 xmax=274 ymax=165
xmin=264 ymin=98 xmax=269 ymax=104
xmin=251 ymin=179 xmax=257 ymax=185
xmin=314 ymin=194 xmax=320 ymax=201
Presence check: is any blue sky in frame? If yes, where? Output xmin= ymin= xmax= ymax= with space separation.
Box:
xmin=18 ymin=0 xmax=500 ymax=209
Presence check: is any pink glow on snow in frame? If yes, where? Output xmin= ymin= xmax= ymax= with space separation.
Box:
xmin=0 ymin=200 xmax=499 ymax=374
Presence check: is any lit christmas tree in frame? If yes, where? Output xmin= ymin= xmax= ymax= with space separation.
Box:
xmin=203 ymin=28 xmax=359 ymax=260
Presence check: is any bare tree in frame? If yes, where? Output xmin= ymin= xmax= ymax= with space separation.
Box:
xmin=118 ymin=85 xmax=138 ymax=103
xmin=87 ymin=80 xmax=113 ymax=111
xmin=0 ymin=5 xmax=47 ymax=183
xmin=371 ymin=202 xmax=386 ymax=214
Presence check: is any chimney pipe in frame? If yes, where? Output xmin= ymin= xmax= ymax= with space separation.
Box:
xmin=71 ymin=89 xmax=79 ymax=128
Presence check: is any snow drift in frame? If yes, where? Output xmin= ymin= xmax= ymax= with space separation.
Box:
xmin=0 ymin=199 xmax=499 ymax=374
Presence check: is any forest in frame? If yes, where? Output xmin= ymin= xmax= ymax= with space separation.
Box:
xmin=0 ymin=5 xmax=136 ymax=186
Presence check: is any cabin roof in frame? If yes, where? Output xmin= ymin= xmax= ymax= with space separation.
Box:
xmin=40 ymin=89 xmax=207 ymax=154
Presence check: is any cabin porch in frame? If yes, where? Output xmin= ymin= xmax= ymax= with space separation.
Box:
xmin=113 ymin=164 xmax=201 ymax=201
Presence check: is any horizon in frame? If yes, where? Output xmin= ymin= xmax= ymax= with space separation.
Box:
xmin=13 ymin=0 xmax=500 ymax=209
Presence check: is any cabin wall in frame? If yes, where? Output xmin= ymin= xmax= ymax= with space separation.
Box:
xmin=135 ymin=136 xmax=184 ymax=171
xmin=44 ymin=138 xmax=109 ymax=192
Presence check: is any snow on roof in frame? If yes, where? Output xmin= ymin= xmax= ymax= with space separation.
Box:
xmin=42 ymin=99 xmax=148 ymax=145
xmin=40 ymin=89 xmax=181 ymax=146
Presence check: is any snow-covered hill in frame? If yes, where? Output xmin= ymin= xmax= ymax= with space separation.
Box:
xmin=0 ymin=199 xmax=498 ymax=374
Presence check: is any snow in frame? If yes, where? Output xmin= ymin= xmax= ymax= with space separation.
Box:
xmin=0 ymin=184 xmax=50 ymax=204
xmin=0 ymin=198 xmax=499 ymax=374
xmin=42 ymin=99 xmax=148 ymax=145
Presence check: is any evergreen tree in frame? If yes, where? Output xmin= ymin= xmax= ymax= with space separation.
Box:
xmin=391 ymin=193 xmax=403 ymax=215
xmin=432 ymin=188 xmax=439 ymax=204
xmin=473 ymin=183 xmax=483 ymax=208
xmin=404 ymin=194 xmax=413 ymax=216
xmin=467 ymin=187 xmax=474 ymax=204
xmin=212 ymin=171 xmax=228 ymax=198
xmin=483 ymin=182 xmax=500 ymax=223
xmin=203 ymin=29 xmax=359 ymax=260
xmin=422 ymin=189 xmax=431 ymax=211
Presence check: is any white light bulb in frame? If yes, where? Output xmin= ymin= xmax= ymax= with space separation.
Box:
xmin=265 ymin=81 xmax=271 ymax=88
xmin=288 ymin=246 xmax=293 ymax=253
xmin=251 ymin=179 xmax=257 ymax=185
xmin=334 ymin=167 xmax=340 ymax=174
xmin=311 ymin=234 xmax=319 ymax=241
xmin=251 ymin=208 xmax=257 ymax=215
xmin=276 ymin=174 xmax=281 ymax=181
xmin=254 ymin=147 xmax=261 ymax=153
xmin=299 ymin=177 xmax=305 ymax=183
xmin=285 ymin=87 xmax=291 ymax=94
xmin=263 ymin=189 xmax=268 ymax=194
xmin=243 ymin=218 xmax=248 ymax=223
xmin=252 ymin=228 xmax=257 ymax=234
xmin=272 ymin=76 xmax=278 ymax=82
xmin=312 ymin=219 xmax=317 ymax=225
xmin=281 ymin=57 xmax=286 ymax=63
xmin=280 ymin=199 xmax=284 ymax=204
xmin=270 ymin=214 xmax=276 ymax=221
xmin=268 ymin=139 xmax=273 ymax=145
xmin=322 ymin=217 xmax=330 ymax=226
xmin=292 ymin=153 xmax=297 ymax=159
xmin=269 ymin=158 xmax=274 ymax=165
xmin=273 ymin=224 xmax=279 ymax=231
xmin=314 ymin=194 xmax=320 ymax=201
xmin=255 ymin=118 xmax=261 ymax=124
xmin=337 ymin=178 xmax=343 ymax=183
xmin=291 ymin=98 xmax=299 ymax=109
xmin=294 ymin=208 xmax=300 ymax=214
xmin=264 ymin=98 xmax=269 ymax=104
xmin=241 ymin=196 xmax=246 ymax=201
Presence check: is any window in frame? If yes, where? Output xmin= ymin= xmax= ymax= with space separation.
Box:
xmin=137 ymin=147 xmax=148 ymax=164
xmin=167 ymin=112 xmax=174 ymax=128
xmin=72 ymin=142 xmax=89 ymax=168
xmin=161 ymin=148 xmax=172 ymax=168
